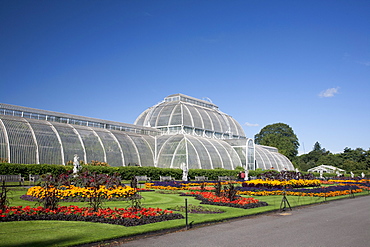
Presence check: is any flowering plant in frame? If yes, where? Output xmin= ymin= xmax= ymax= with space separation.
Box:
xmin=182 ymin=191 xmax=268 ymax=209
xmin=237 ymin=185 xmax=363 ymax=197
xmin=0 ymin=205 xmax=183 ymax=226
xmin=26 ymin=185 xmax=136 ymax=200
xmin=145 ymin=181 xmax=229 ymax=190
xmin=241 ymin=179 xmax=321 ymax=189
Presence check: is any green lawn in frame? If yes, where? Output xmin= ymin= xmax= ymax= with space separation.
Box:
xmin=1 ymin=187 xmax=368 ymax=247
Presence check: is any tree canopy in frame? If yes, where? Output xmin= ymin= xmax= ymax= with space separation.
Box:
xmin=254 ymin=123 xmax=299 ymax=161
xmin=294 ymin=142 xmax=370 ymax=174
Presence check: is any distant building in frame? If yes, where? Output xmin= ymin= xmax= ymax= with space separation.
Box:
xmin=0 ymin=94 xmax=294 ymax=170
xmin=308 ymin=165 xmax=345 ymax=174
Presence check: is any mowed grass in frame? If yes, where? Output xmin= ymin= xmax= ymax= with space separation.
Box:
xmin=1 ymin=188 xmax=369 ymax=247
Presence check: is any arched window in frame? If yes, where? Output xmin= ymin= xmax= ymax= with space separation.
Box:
xmin=247 ymin=139 xmax=255 ymax=170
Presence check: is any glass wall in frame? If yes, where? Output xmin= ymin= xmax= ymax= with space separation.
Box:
xmin=255 ymin=145 xmax=294 ymax=171
xmin=247 ymin=139 xmax=255 ymax=170
xmin=0 ymin=115 xmax=155 ymax=167
xmin=156 ymin=134 xmax=242 ymax=170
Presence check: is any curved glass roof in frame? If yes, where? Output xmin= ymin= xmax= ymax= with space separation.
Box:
xmin=255 ymin=145 xmax=294 ymax=171
xmin=135 ymin=94 xmax=245 ymax=139
xmin=0 ymin=114 xmax=155 ymax=166
xmin=156 ymin=134 xmax=242 ymax=170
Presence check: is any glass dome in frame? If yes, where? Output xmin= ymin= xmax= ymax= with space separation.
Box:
xmin=135 ymin=94 xmax=245 ymax=139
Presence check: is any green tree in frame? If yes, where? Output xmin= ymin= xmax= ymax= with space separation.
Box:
xmin=254 ymin=123 xmax=299 ymax=161
xmin=317 ymin=153 xmax=343 ymax=168
xmin=339 ymin=147 xmax=369 ymax=171
xmin=340 ymin=147 xmax=366 ymax=162
xmin=313 ymin=141 xmax=326 ymax=153
xmin=293 ymin=141 xmax=332 ymax=171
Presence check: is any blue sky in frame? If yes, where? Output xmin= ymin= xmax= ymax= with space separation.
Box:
xmin=1 ymin=0 xmax=369 ymax=155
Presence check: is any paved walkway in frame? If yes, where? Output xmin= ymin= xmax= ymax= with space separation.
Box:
xmin=115 ymin=195 xmax=370 ymax=247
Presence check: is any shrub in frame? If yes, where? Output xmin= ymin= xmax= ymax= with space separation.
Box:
xmin=0 ymin=182 xmax=10 ymax=210
xmin=73 ymin=171 xmax=123 ymax=211
xmin=38 ymin=173 xmax=70 ymax=210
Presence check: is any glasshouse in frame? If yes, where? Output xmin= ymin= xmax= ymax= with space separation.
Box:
xmin=0 ymin=94 xmax=294 ymax=171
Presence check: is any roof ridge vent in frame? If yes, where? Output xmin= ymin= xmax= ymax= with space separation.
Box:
xmin=165 ymin=94 xmax=218 ymax=110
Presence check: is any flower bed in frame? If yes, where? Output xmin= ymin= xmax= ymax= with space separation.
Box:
xmin=241 ymin=179 xmax=321 ymax=188
xmin=326 ymin=179 xmax=370 ymax=190
xmin=237 ymin=185 xmax=363 ymax=197
xmin=188 ymin=186 xmax=215 ymax=191
xmin=145 ymin=181 xmax=229 ymax=190
xmin=182 ymin=191 xmax=268 ymax=209
xmin=22 ymin=187 xmax=153 ymax=202
xmin=0 ymin=205 xmax=184 ymax=226
xmin=26 ymin=185 xmax=137 ymax=200
xmin=145 ymin=179 xmax=322 ymax=191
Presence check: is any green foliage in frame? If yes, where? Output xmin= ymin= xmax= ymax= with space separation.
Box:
xmin=225 ymin=183 xmax=238 ymax=201
xmin=0 ymin=182 xmax=10 ymax=210
xmin=82 ymin=165 xmax=119 ymax=175
xmin=117 ymin=166 xmax=183 ymax=180
xmin=294 ymin=143 xmax=370 ymax=173
xmin=234 ymin=166 xmax=244 ymax=172
xmin=340 ymin=147 xmax=370 ymax=170
xmin=254 ymin=123 xmax=299 ymax=160
xmin=74 ymin=171 xmax=122 ymax=211
xmin=38 ymin=173 xmax=70 ymax=210
xmin=129 ymin=193 xmax=143 ymax=210
xmin=188 ymin=168 xmax=238 ymax=180
xmin=313 ymin=141 xmax=326 ymax=153
xmin=311 ymin=172 xmax=337 ymax=178
xmin=214 ymin=182 xmax=222 ymax=197
xmin=0 ymin=163 xmax=28 ymax=176
xmin=0 ymin=163 xmax=274 ymax=181
xmin=7 ymin=162 xmax=353 ymax=180
xmin=0 ymin=163 xmax=69 ymax=177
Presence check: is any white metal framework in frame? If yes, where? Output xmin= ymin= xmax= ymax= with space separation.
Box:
xmin=0 ymin=94 xmax=294 ymax=170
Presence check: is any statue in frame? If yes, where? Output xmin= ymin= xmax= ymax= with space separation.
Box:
xmin=361 ymin=172 xmax=365 ymax=178
xmin=350 ymin=171 xmax=354 ymax=178
xmin=244 ymin=166 xmax=249 ymax=181
xmin=181 ymin=163 xmax=188 ymax=181
xmin=73 ymin=154 xmax=81 ymax=175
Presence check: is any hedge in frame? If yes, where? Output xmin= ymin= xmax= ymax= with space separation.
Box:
xmin=0 ymin=163 xmax=243 ymax=181
xmin=1 ymin=163 xmax=342 ymax=181
xmin=0 ymin=163 xmax=68 ymax=178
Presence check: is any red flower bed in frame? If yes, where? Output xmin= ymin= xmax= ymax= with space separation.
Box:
xmin=182 ymin=191 xmax=268 ymax=209
xmin=0 ymin=205 xmax=184 ymax=226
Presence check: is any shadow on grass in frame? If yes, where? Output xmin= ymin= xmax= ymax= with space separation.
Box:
xmin=1 ymin=236 xmax=79 ymax=247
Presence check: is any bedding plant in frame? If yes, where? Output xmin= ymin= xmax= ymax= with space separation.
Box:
xmin=0 ymin=172 xmax=184 ymax=226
